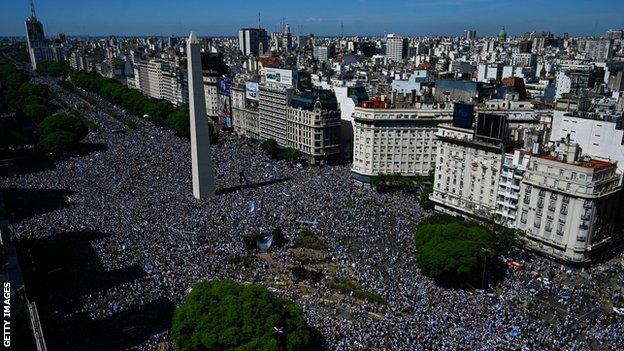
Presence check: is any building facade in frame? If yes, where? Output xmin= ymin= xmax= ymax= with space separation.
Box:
xmin=351 ymin=107 xmax=453 ymax=183
xmin=515 ymin=141 xmax=621 ymax=263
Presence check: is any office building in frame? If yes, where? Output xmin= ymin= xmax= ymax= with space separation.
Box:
xmin=238 ymin=28 xmax=269 ymax=57
xmin=24 ymin=0 xmax=53 ymax=70
xmin=134 ymin=59 xmax=187 ymax=105
xmin=313 ymin=45 xmax=335 ymax=62
xmin=385 ymin=34 xmax=408 ymax=61
xmin=259 ymin=68 xmax=296 ymax=146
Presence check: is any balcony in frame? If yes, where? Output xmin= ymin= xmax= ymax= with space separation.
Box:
xmin=583 ymin=202 xmax=592 ymax=209
xmin=579 ymin=223 xmax=589 ymax=230
xmin=581 ymin=213 xmax=591 ymax=221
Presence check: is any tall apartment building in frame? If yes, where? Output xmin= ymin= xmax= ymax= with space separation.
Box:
xmin=514 ymin=140 xmax=621 ymax=263
xmin=24 ymin=4 xmax=53 ymax=70
xmin=581 ymin=39 xmax=613 ymax=62
xmin=232 ymin=84 xmax=260 ymax=139
xmin=430 ymin=121 xmax=506 ymax=220
xmin=200 ymin=53 xmax=229 ymax=117
xmin=351 ymin=106 xmax=453 ymax=183
xmin=239 ymin=28 xmax=268 ymax=57
xmin=385 ymin=34 xmax=408 ymax=62
xmin=287 ymin=90 xmax=341 ymax=165
xmin=134 ymin=59 xmax=187 ymax=105
xmin=555 ymin=66 xmax=593 ymax=98
xmin=259 ymin=68 xmax=296 ymax=146
xmin=511 ymin=53 xmax=537 ymax=67
xmin=313 ymin=45 xmax=335 ymax=62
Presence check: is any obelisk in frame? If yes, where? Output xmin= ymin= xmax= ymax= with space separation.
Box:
xmin=187 ymin=32 xmax=215 ymax=198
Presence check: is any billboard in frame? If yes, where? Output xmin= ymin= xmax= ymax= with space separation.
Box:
xmin=453 ymin=102 xmax=474 ymax=128
xmin=475 ymin=113 xmax=506 ymax=141
xmin=245 ymin=81 xmax=259 ymax=101
xmin=264 ymin=68 xmax=294 ymax=86
xmin=218 ymin=77 xmax=231 ymax=96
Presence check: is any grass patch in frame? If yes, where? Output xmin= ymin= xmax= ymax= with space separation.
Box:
xmin=295 ymin=229 xmax=328 ymax=251
xmin=328 ymin=278 xmax=388 ymax=305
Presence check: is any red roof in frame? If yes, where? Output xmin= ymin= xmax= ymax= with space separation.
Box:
xmin=540 ymin=154 xmax=615 ymax=170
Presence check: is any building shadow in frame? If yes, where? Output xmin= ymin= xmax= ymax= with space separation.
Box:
xmin=15 ymin=230 xmax=163 ymax=350
xmin=216 ymin=177 xmax=292 ymax=196
xmin=1 ymin=187 xmax=72 ymax=223
xmin=0 ymin=148 xmax=55 ymax=176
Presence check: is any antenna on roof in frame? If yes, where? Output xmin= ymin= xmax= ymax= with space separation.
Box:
xmin=341 ymin=21 xmax=344 ymax=38
xmin=258 ymin=12 xmax=261 ymax=30
xmin=30 ymin=0 xmax=37 ymax=19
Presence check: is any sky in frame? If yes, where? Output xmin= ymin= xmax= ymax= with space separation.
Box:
xmin=2 ymin=0 xmax=623 ymax=37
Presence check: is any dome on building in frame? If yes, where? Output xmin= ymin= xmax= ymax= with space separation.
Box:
xmin=498 ymin=26 xmax=507 ymax=41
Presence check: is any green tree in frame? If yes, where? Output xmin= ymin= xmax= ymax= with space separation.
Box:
xmin=413 ymin=218 xmax=502 ymax=280
xmin=281 ymin=148 xmax=302 ymax=163
xmin=38 ymin=130 xmax=76 ymax=158
xmin=260 ymin=138 xmax=280 ymax=158
xmin=39 ymin=113 xmax=89 ymax=142
xmin=22 ymin=103 xmax=49 ymax=124
xmin=36 ymin=60 xmax=70 ymax=77
xmin=18 ymin=82 xmax=50 ymax=100
xmin=165 ymin=108 xmax=190 ymax=138
xmin=171 ymin=280 xmax=312 ymax=351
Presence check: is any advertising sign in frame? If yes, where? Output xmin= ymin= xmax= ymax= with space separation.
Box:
xmin=245 ymin=81 xmax=260 ymax=101
xmin=264 ymin=68 xmax=293 ymax=86
xmin=218 ymin=77 xmax=231 ymax=96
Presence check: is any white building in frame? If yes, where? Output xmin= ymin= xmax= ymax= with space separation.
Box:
xmin=351 ymin=107 xmax=453 ymax=183
xmin=385 ymin=34 xmax=408 ymax=62
xmin=430 ymin=124 xmax=504 ymax=220
xmin=515 ymin=141 xmax=621 ymax=263
xmin=550 ymin=111 xmax=624 ymax=176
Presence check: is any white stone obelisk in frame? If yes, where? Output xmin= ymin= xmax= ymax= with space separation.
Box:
xmin=187 ymin=32 xmax=215 ymax=198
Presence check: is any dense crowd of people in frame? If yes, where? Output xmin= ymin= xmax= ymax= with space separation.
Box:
xmin=2 ymin=77 xmax=623 ymax=350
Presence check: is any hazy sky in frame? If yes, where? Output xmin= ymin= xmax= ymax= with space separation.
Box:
xmin=2 ymin=0 xmax=623 ymax=37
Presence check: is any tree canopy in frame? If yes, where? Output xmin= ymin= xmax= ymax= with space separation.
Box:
xmin=413 ymin=216 xmax=513 ymax=281
xmin=38 ymin=113 xmax=89 ymax=158
xmin=171 ymin=280 xmax=312 ymax=351
xmin=35 ymin=60 xmax=70 ymax=77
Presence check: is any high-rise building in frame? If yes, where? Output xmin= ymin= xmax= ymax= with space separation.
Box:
xmin=238 ymin=28 xmax=269 ymax=57
xmin=187 ymin=32 xmax=215 ymax=199
xmin=259 ymin=68 xmax=296 ymax=146
xmin=385 ymin=34 xmax=408 ymax=61
xmin=464 ymin=29 xmax=477 ymax=40
xmin=313 ymin=45 xmax=335 ymax=62
xmin=133 ymin=59 xmax=188 ymax=105
xmin=24 ymin=0 xmax=52 ymax=70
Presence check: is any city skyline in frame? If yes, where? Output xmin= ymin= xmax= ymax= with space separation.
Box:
xmin=1 ymin=0 xmax=624 ymax=37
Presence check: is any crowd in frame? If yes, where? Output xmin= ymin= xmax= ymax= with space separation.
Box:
xmin=2 ymin=76 xmax=623 ymax=350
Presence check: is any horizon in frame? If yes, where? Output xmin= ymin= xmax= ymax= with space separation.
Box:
xmin=2 ymin=0 xmax=624 ymax=38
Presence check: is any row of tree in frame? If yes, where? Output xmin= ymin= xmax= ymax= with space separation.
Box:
xmin=69 ymin=70 xmax=193 ymax=138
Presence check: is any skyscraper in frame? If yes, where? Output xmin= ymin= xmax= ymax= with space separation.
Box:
xmin=187 ymin=32 xmax=215 ymax=199
xmin=238 ymin=28 xmax=268 ymax=57
xmin=385 ymin=34 xmax=408 ymax=61
xmin=24 ymin=0 xmax=52 ymax=70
